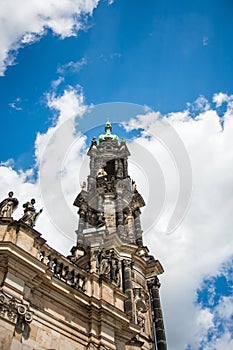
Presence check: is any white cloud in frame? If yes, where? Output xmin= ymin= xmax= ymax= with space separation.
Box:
xmin=0 ymin=87 xmax=88 ymax=253
xmin=123 ymin=98 xmax=233 ymax=349
xmin=51 ymin=76 xmax=64 ymax=90
xmin=194 ymin=95 xmax=210 ymax=111
xmin=1 ymin=91 xmax=233 ymax=349
xmin=212 ymin=92 xmax=233 ymax=108
xmin=0 ymin=0 xmax=99 ymax=75
xmin=207 ymin=334 xmax=233 ymax=350
xmin=201 ymin=294 xmax=233 ymax=350
xmin=35 ymin=87 xmax=89 ymax=251
xmin=57 ymin=57 xmax=87 ymax=74
xmin=9 ymin=97 xmax=23 ymax=110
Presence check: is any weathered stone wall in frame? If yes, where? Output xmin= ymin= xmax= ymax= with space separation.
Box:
xmin=0 ymin=220 xmax=141 ymax=350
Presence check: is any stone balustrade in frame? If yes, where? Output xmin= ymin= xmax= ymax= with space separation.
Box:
xmin=38 ymin=246 xmax=87 ymax=293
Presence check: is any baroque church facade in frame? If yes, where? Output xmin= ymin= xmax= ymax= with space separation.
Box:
xmin=0 ymin=122 xmax=167 ymax=350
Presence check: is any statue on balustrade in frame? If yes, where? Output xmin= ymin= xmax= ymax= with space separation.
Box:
xmin=20 ymin=198 xmax=43 ymax=227
xmin=0 ymin=191 xmax=18 ymax=218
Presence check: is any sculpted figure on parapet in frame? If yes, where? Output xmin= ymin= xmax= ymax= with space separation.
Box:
xmin=20 ymin=198 xmax=43 ymax=227
xmin=96 ymin=249 xmax=121 ymax=287
xmin=99 ymin=251 xmax=111 ymax=276
xmin=136 ymin=308 xmax=146 ymax=331
xmin=110 ymin=258 xmax=120 ymax=285
xmin=0 ymin=191 xmax=18 ymax=217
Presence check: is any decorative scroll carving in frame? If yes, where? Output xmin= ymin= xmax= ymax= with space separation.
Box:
xmin=0 ymin=291 xmax=33 ymax=338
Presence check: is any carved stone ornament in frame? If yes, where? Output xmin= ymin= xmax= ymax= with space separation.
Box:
xmin=96 ymin=175 xmax=116 ymax=196
xmin=129 ymin=192 xmax=145 ymax=211
xmin=0 ymin=291 xmax=33 ymax=324
xmin=73 ymin=192 xmax=106 ymax=228
xmin=136 ymin=308 xmax=146 ymax=331
xmin=123 ymin=259 xmax=133 ymax=269
xmin=95 ymin=249 xmax=121 ymax=287
xmin=147 ymin=276 xmax=161 ymax=289
xmin=133 ymin=288 xmax=149 ymax=331
xmin=87 ymin=343 xmax=98 ymax=350
xmin=87 ymin=344 xmax=111 ymax=350
xmin=133 ymin=288 xmax=149 ymax=305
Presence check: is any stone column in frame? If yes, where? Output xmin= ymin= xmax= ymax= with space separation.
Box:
xmin=76 ymin=212 xmax=85 ymax=244
xmin=90 ymin=156 xmax=95 ymax=176
xmin=97 ymin=195 xmax=104 ymax=223
xmin=104 ymin=195 xmax=116 ymax=234
xmin=88 ymin=156 xmax=96 ymax=191
xmin=116 ymin=191 xmax=124 ymax=226
xmin=123 ymin=260 xmax=133 ymax=321
xmin=147 ymin=277 xmax=167 ymax=350
xmin=134 ymin=210 xmax=143 ymax=246
xmin=125 ymin=211 xmax=135 ymax=242
xmin=123 ymin=158 xmax=128 ymax=177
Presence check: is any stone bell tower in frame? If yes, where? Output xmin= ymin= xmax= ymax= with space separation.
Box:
xmin=73 ymin=122 xmax=167 ymax=350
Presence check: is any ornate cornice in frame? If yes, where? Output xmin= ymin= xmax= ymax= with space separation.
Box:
xmin=0 ymin=291 xmax=33 ymax=324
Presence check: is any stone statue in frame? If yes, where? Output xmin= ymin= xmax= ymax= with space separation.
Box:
xmin=20 ymin=199 xmax=43 ymax=227
xmin=136 ymin=308 xmax=145 ymax=331
xmin=81 ymin=181 xmax=87 ymax=191
xmin=97 ymin=168 xmax=107 ymax=177
xmin=132 ymin=180 xmax=137 ymax=192
xmin=111 ymin=259 xmax=120 ymax=285
xmin=97 ymin=213 xmax=105 ymax=227
xmin=99 ymin=252 xmax=111 ymax=276
xmin=0 ymin=191 xmax=18 ymax=217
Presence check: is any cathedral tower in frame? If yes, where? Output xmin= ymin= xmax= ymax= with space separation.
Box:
xmin=73 ymin=122 xmax=167 ymax=350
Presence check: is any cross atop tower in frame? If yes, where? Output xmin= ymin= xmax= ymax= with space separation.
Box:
xmin=98 ymin=121 xmax=118 ymax=142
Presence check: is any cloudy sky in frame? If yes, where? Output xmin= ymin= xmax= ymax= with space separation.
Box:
xmin=0 ymin=1 xmax=233 ymax=349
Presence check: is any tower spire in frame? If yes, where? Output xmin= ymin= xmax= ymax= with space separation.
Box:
xmin=72 ymin=123 xmax=167 ymax=350
xmin=105 ymin=120 xmax=112 ymax=133
xmin=73 ymin=122 xmax=145 ymax=247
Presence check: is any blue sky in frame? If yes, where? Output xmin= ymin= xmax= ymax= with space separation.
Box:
xmin=0 ymin=1 xmax=233 ymax=349
xmin=1 ymin=0 xmax=233 ymax=166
